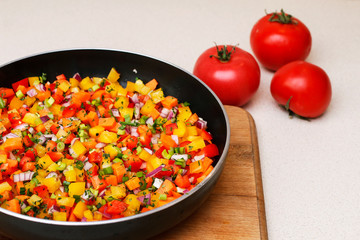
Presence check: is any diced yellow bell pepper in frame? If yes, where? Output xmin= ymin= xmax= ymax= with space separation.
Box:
xmin=98 ymin=131 xmax=118 ymax=144
xmin=126 ymin=81 xmax=135 ymax=92
xmin=0 ymin=154 xmax=7 ymax=165
xmin=138 ymin=86 xmax=151 ymax=96
xmin=113 ymin=83 xmax=127 ymax=96
xmin=75 ymin=168 xmax=85 ymax=182
xmin=150 ymin=88 xmax=164 ymax=104
xmin=28 ymin=76 xmax=39 ymax=86
xmin=186 ymin=138 xmax=206 ymax=152
xmin=38 ymin=154 xmax=54 ymax=169
xmin=110 ymin=185 xmax=127 ymax=199
xmin=173 ymin=121 xmax=186 ymax=137
xmin=53 ymin=211 xmax=67 ymax=221
xmin=73 ymin=201 xmax=88 ymax=219
xmin=28 ymin=194 xmax=43 ymax=207
xmin=107 ymin=68 xmax=120 ymax=82
xmin=104 ymin=144 xmax=120 ymax=160
xmin=140 ymin=99 xmax=155 ymax=116
xmin=58 ymin=81 xmax=71 ymax=92
xmin=9 ymin=97 xmax=24 ymax=110
xmin=71 ymin=140 xmax=87 ymax=157
xmin=79 ymin=77 xmax=94 ymax=90
xmin=114 ymin=96 xmax=129 ymax=109
xmin=185 ymin=126 xmax=198 ymax=137
xmin=43 ymin=177 xmax=61 ymax=193
xmin=24 ymin=181 xmax=36 ymax=193
xmin=134 ymin=79 xmax=145 ymax=93
xmin=22 ymin=112 xmax=42 ymax=127
xmin=64 ymin=169 xmax=77 ymax=182
xmin=93 ymin=211 xmax=103 ymax=221
xmin=46 ymin=162 xmax=58 ymax=172
xmin=138 ymin=148 xmax=152 ymax=161
xmin=149 ymin=156 xmax=168 ymax=170
xmin=92 ymin=77 xmax=103 ymax=85
xmin=34 ymin=144 xmax=46 ymax=157
xmin=0 ymin=182 xmax=12 ymax=194
xmin=124 ymin=194 xmax=141 ymax=211
xmin=177 ymin=106 xmax=192 ymax=122
xmin=83 ymin=210 xmax=94 ymax=221
xmin=56 ymin=197 xmax=75 ymax=207
xmin=37 ymin=169 xmax=47 ymax=178
xmin=24 ymin=96 xmax=36 ymax=107
xmin=49 ymin=104 xmax=62 ymax=116
xmin=69 ymin=78 xmax=79 ymax=87
xmin=68 ymin=182 xmax=85 ymax=197
xmin=89 ymin=126 xmax=105 ymax=138
xmin=119 ymin=107 xmax=134 ymax=119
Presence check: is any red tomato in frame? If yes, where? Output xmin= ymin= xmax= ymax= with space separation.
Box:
xmin=250 ymin=9 xmax=312 ymax=71
xmin=193 ymin=45 xmax=260 ymax=106
xmin=270 ymin=61 xmax=332 ymax=118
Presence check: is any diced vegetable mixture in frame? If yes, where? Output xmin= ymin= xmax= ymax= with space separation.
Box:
xmin=0 ymin=68 xmax=219 ymax=221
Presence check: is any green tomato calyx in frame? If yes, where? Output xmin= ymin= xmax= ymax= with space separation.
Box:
xmin=268 ymin=9 xmax=297 ymax=25
xmin=210 ymin=44 xmax=237 ymax=63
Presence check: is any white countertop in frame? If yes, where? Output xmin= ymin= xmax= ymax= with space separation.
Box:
xmin=1 ymin=0 xmax=359 ymax=239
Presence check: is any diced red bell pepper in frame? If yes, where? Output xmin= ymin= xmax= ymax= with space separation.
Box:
xmin=33 ymin=185 xmax=49 ymax=198
xmin=11 ymin=78 xmax=29 ymax=92
xmin=203 ymin=144 xmax=219 ymax=158
xmin=88 ymin=151 xmax=102 ymax=164
xmin=106 ymin=200 xmax=128 ymax=215
xmin=164 ymin=123 xmax=178 ymax=135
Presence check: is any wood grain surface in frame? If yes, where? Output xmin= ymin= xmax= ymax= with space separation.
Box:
xmin=153 ymin=105 xmax=268 ymax=240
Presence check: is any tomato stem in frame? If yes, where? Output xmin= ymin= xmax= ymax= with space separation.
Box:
xmin=283 ymin=96 xmax=310 ymax=121
xmin=210 ymin=44 xmax=237 ymax=63
xmin=268 ymin=9 xmax=297 ymax=24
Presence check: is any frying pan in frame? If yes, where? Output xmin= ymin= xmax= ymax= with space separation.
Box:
xmin=0 ymin=49 xmax=230 ymax=240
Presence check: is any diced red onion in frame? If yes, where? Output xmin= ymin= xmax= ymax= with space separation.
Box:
xmin=121 ymin=147 xmax=127 ymax=152
xmin=146 ymin=164 xmax=165 ymax=178
xmin=140 ymin=162 xmax=147 ymax=170
xmin=81 ymin=191 xmax=94 ymax=201
xmin=14 ymin=123 xmax=29 ymax=131
xmin=144 ymin=148 xmax=153 ymax=155
xmin=129 ymin=93 xmax=139 ymax=103
xmin=71 ymin=138 xmax=79 ymax=146
xmin=183 ymin=189 xmax=190 ymax=194
xmin=151 ymin=133 xmax=160 ymax=145
xmin=176 ymin=187 xmax=186 ymax=194
xmin=83 ymin=161 xmax=93 ymax=171
xmin=73 ymin=73 xmax=82 ymax=81
xmin=130 ymin=126 xmax=139 ymax=137
xmin=59 ymin=186 xmax=65 ymax=192
xmin=111 ymin=108 xmax=120 ymax=117
xmin=145 ymin=117 xmax=154 ymax=125
xmin=27 ymin=88 xmax=38 ymax=97
xmin=40 ymin=115 xmax=50 ymax=123
xmin=99 ymin=189 xmax=106 ymax=197
xmin=167 ymin=109 xmax=174 ymax=120
xmin=181 ymin=169 xmax=188 ymax=176
xmin=152 ymin=178 xmax=164 ymax=189
xmin=133 ymin=188 xmax=141 ymax=195
xmin=44 ymin=134 xmax=55 ymax=139
xmin=48 ymin=205 xmax=60 ymax=214
xmin=134 ymin=103 xmax=141 ymax=120
xmin=188 ymin=177 xmax=195 ymax=183
xmin=81 ymin=217 xmax=88 ymax=222
xmin=9 ymin=152 xmax=16 ymax=160
xmin=28 ymin=127 xmax=35 ymax=134
xmin=38 ymin=135 xmax=46 ymax=145
xmin=171 ymin=135 xmax=179 ymax=145
xmin=196 ymin=118 xmax=207 ymax=130
xmin=171 ymin=154 xmax=188 ymax=161
xmin=34 ymin=84 xmax=45 ymax=92
xmin=13 ymin=171 xmax=34 ymax=182
xmin=160 ymin=108 xmax=170 ymax=118
xmin=3 ymin=133 xmax=20 ymax=142
xmin=102 ymin=207 xmax=112 ymax=219
xmin=194 ymin=154 xmax=205 ymax=161
xmin=51 ymin=135 xmax=58 ymax=141
xmin=62 ymin=102 xmax=71 ymax=107
xmin=46 ymin=172 xmax=58 ymax=179
xmin=86 ymin=182 xmax=91 ymax=188
xmin=137 ymin=193 xmax=151 ymax=205
xmin=95 ymin=142 xmax=106 ymax=149
xmin=96 ymin=109 xmax=101 ymax=118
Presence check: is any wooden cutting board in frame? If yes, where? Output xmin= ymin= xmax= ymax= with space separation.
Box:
xmin=154 ymin=105 xmax=268 ymax=240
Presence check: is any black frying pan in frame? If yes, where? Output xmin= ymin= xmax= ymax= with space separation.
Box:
xmin=0 ymin=49 xmax=230 ymax=240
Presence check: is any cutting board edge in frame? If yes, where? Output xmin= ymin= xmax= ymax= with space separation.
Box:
xmin=242 ymin=107 xmax=268 ymax=240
